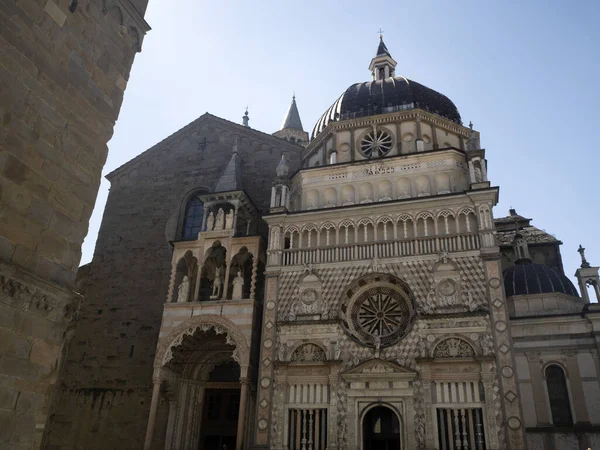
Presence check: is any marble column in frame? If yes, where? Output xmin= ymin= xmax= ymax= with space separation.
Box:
xmin=144 ymin=378 xmax=162 ymax=450
xmin=236 ymin=378 xmax=250 ymax=450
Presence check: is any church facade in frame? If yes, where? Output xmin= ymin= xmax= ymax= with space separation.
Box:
xmin=47 ymin=39 xmax=600 ymax=450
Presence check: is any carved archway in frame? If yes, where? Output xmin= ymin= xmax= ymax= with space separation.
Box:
xmin=154 ymin=315 xmax=250 ymax=375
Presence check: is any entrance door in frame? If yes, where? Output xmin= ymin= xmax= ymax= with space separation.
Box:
xmin=363 ymin=406 xmax=401 ymax=450
xmin=200 ymin=389 xmax=240 ymax=450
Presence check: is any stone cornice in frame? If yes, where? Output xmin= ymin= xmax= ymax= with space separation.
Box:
xmin=0 ymin=263 xmax=80 ymax=325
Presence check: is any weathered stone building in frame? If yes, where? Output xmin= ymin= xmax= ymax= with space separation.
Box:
xmin=0 ymin=0 xmax=149 ymax=448
xmin=51 ymin=38 xmax=600 ymax=450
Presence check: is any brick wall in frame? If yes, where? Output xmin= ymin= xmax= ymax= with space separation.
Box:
xmin=45 ymin=116 xmax=302 ymax=449
xmin=0 ymin=1 xmax=148 ymax=448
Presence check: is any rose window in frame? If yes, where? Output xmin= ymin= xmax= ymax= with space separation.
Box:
xmin=341 ymin=274 xmax=415 ymax=348
xmin=360 ymin=129 xmax=393 ymax=158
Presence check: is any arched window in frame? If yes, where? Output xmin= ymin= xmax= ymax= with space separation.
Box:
xmin=182 ymin=196 xmax=204 ymax=240
xmin=545 ymin=365 xmax=573 ymax=426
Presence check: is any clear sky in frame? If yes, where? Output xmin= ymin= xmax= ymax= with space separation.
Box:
xmin=82 ymin=0 xmax=600 ymax=293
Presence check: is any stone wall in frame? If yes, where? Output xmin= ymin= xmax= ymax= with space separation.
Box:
xmin=0 ymin=1 xmax=149 ymax=448
xmin=45 ymin=117 xmax=302 ymax=449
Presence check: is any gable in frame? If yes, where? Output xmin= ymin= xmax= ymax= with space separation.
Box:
xmin=342 ymin=358 xmax=417 ymax=381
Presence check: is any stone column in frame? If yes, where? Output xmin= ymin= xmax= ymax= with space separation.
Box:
xmin=144 ymin=376 xmax=162 ymax=450
xmin=481 ymin=159 xmax=488 ymax=182
xmin=593 ymin=281 xmax=600 ymax=302
xmin=327 ymin=367 xmax=340 ymax=450
xmin=232 ymin=204 xmax=239 ymax=234
xmin=236 ymin=378 xmax=250 ymax=450
xmin=164 ymin=399 xmax=177 ymax=450
xmin=527 ymin=352 xmax=550 ymax=425
xmin=271 ymin=186 xmax=277 ymax=208
xmin=193 ymin=263 xmax=204 ymax=301
xmin=468 ymin=160 xmax=476 ymax=184
xmin=223 ymin=260 xmax=231 ymax=299
xmin=563 ymin=350 xmax=589 ymax=424
xmin=483 ymin=256 xmax=527 ymax=449
xmin=431 ymin=124 xmax=439 ymax=150
xmin=201 ymin=207 xmax=209 ymax=231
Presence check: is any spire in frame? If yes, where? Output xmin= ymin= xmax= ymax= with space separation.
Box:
xmin=214 ymin=138 xmax=244 ymax=193
xmin=242 ymin=107 xmax=249 ymax=127
xmin=369 ymin=35 xmax=397 ymax=81
xmin=281 ymin=94 xmax=304 ymax=131
xmin=376 ymin=35 xmax=391 ymax=57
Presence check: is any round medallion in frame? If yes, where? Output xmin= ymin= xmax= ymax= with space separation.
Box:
xmin=360 ymin=129 xmax=393 ymax=158
xmin=507 ymin=416 xmax=521 ymax=430
xmin=341 ymin=274 xmax=415 ymax=348
xmin=258 ymin=419 xmax=268 ymax=430
xmin=263 ymin=339 xmax=273 ymax=349
xmin=495 ymin=321 xmax=507 ymax=332
xmin=489 ymin=278 xmax=501 ymax=289
xmin=438 ymin=279 xmax=456 ymax=296
xmin=501 ymin=366 xmax=514 ymax=378
xmin=266 ymin=301 xmax=275 ymax=310
xmin=301 ymin=289 xmax=318 ymax=306
xmin=261 ymin=377 xmax=271 ymax=388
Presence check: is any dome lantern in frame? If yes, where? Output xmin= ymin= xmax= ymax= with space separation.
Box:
xmin=369 ymin=35 xmax=397 ymax=81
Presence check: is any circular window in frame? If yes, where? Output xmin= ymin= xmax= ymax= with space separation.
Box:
xmin=341 ymin=274 xmax=415 ymax=348
xmin=360 ymin=129 xmax=393 ymax=158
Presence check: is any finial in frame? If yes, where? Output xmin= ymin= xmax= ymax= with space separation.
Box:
xmin=469 ymin=121 xmax=473 ymax=130
xmin=242 ymin=107 xmax=249 ymax=127
xmin=578 ymin=245 xmax=591 ymax=268
xmin=378 ymin=27 xmax=384 ymax=39
xmin=292 ymin=91 xmax=295 ymax=101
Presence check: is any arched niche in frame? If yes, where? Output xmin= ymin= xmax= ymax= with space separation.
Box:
xmin=342 ymin=185 xmax=355 ymax=205
xmin=173 ymin=250 xmax=198 ymax=303
xmin=396 ymin=178 xmax=411 ymax=199
xmin=229 ymin=246 xmax=253 ymax=299
xmin=359 ymin=182 xmax=374 ymax=204
xmin=324 ymin=187 xmax=337 ymax=207
xmin=200 ymin=240 xmax=227 ymax=300
xmin=415 ymin=176 xmax=431 ymax=197
xmin=378 ymin=180 xmax=392 ymax=201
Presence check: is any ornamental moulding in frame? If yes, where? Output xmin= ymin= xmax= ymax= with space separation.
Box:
xmin=0 ymin=269 xmax=80 ymax=323
xmin=155 ymin=314 xmax=250 ymax=368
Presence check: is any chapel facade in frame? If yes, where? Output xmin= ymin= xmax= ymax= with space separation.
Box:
xmin=47 ymin=39 xmax=600 ymax=450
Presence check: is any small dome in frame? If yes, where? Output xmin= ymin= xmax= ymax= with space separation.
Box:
xmin=312 ymin=77 xmax=461 ymax=138
xmin=503 ymin=262 xmax=579 ymax=297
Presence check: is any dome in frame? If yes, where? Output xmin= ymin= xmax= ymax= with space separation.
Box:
xmin=312 ymin=77 xmax=462 ymax=138
xmin=503 ymin=262 xmax=579 ymax=297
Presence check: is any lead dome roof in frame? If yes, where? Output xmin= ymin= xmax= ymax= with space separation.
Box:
xmin=312 ymin=76 xmax=462 ymax=139
xmin=503 ymin=261 xmax=579 ymax=298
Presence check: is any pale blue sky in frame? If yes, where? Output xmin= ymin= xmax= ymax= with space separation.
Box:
xmin=83 ymin=0 xmax=600 ymax=291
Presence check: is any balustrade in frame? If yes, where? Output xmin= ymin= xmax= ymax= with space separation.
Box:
xmin=276 ymin=233 xmax=481 ymax=266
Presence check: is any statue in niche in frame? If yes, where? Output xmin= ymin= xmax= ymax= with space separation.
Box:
xmin=211 ymin=268 xmax=222 ymax=298
xmin=203 ymin=241 xmax=227 ymax=279
xmin=230 ymin=246 xmax=253 ymax=298
xmin=206 ymin=212 xmax=214 ymax=231
xmin=333 ymin=341 xmax=341 ymax=360
xmin=225 ymin=210 xmax=234 ymax=230
xmin=177 ymin=275 xmax=190 ymax=303
xmin=232 ymin=271 xmax=244 ymax=299
xmin=214 ymin=208 xmax=225 ymax=230
xmin=201 ymin=240 xmax=227 ymax=300
xmin=474 ymin=166 xmax=482 ymax=182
